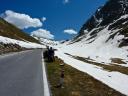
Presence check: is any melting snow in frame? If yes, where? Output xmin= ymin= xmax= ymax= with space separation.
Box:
xmin=0 ymin=36 xmax=45 ymax=48
xmin=56 ymin=26 xmax=128 ymax=66
xmin=55 ymin=49 xmax=128 ymax=95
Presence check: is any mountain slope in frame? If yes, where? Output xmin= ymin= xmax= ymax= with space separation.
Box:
xmin=57 ymin=0 xmax=128 ymax=66
xmin=55 ymin=1 xmax=128 ymax=95
xmin=0 ymin=18 xmax=40 ymax=43
xmin=74 ymin=0 xmax=128 ymax=47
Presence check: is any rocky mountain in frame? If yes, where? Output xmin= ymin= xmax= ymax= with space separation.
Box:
xmin=73 ymin=0 xmax=128 ymax=47
xmin=52 ymin=1 xmax=128 ymax=95
xmin=0 ymin=18 xmax=40 ymax=43
xmin=57 ymin=0 xmax=128 ymax=66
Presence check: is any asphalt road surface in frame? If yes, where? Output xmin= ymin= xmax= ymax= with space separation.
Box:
xmin=0 ymin=49 xmax=44 ymax=96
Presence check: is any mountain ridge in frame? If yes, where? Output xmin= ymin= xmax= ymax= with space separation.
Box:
xmin=57 ymin=0 xmax=128 ymax=67
xmin=73 ymin=0 xmax=128 ymax=47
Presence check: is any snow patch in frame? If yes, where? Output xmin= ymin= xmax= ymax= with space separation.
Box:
xmin=0 ymin=36 xmax=45 ymax=48
xmin=55 ymin=50 xmax=128 ymax=96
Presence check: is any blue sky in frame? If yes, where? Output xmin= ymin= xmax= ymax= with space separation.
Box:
xmin=0 ymin=0 xmax=107 ymax=40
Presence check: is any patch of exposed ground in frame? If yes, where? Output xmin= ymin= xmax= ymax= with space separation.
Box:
xmin=65 ymin=53 xmax=128 ymax=75
xmin=0 ymin=43 xmax=26 ymax=55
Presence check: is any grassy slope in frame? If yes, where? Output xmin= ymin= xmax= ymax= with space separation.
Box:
xmin=0 ymin=18 xmax=40 ymax=43
xmin=45 ymin=57 xmax=124 ymax=96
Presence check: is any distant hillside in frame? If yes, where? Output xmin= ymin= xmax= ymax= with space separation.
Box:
xmin=0 ymin=18 xmax=40 ymax=43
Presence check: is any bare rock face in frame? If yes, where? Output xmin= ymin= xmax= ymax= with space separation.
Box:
xmin=0 ymin=43 xmax=26 ymax=54
xmin=75 ymin=0 xmax=128 ymax=47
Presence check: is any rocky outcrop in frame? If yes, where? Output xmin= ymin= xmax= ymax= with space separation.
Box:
xmin=0 ymin=43 xmax=26 ymax=54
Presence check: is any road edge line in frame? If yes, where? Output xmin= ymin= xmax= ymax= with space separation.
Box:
xmin=42 ymin=52 xmax=50 ymax=96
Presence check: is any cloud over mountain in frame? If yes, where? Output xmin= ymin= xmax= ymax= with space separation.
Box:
xmin=64 ymin=29 xmax=77 ymax=35
xmin=41 ymin=17 xmax=46 ymax=22
xmin=1 ymin=10 xmax=42 ymax=29
xmin=63 ymin=0 xmax=69 ymax=4
xmin=31 ymin=29 xmax=54 ymax=39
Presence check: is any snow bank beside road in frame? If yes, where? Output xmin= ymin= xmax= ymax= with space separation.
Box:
xmin=55 ymin=49 xmax=128 ymax=96
xmin=0 ymin=36 xmax=45 ymax=48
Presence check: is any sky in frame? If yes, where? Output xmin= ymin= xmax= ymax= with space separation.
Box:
xmin=0 ymin=0 xmax=107 ymax=40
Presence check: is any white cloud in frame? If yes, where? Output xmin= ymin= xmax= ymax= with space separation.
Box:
xmin=1 ymin=10 xmax=42 ymax=29
xmin=41 ymin=17 xmax=46 ymax=22
xmin=64 ymin=29 xmax=78 ymax=35
xmin=31 ymin=29 xmax=54 ymax=39
xmin=63 ymin=0 xmax=69 ymax=4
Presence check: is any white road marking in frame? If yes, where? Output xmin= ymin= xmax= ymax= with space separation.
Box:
xmin=42 ymin=52 xmax=50 ymax=96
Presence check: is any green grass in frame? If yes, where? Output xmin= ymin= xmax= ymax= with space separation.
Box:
xmin=45 ymin=57 xmax=124 ymax=96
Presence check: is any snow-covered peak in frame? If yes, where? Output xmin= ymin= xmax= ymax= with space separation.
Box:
xmin=56 ymin=0 xmax=128 ymax=67
xmin=40 ymin=38 xmax=60 ymax=46
xmin=31 ymin=35 xmax=60 ymax=46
